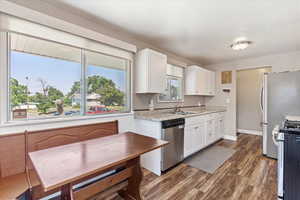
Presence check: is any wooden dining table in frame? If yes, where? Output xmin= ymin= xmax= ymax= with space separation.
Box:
xmin=29 ymin=132 xmax=168 ymax=200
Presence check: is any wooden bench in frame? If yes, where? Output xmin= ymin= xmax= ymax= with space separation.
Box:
xmin=0 ymin=121 xmax=119 ymax=199
xmin=0 ymin=172 xmax=29 ymax=199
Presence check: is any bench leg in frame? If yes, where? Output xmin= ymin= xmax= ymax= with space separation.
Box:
xmin=61 ymin=183 xmax=74 ymax=200
xmin=124 ymin=157 xmax=143 ymax=200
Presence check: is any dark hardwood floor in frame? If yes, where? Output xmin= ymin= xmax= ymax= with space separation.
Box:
xmin=99 ymin=134 xmax=277 ymax=200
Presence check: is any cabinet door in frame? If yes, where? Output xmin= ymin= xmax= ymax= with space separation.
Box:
xmin=185 ymin=67 xmax=198 ymax=95
xmin=148 ymin=50 xmax=167 ymax=93
xmin=198 ymin=68 xmax=208 ymax=95
xmin=194 ymin=122 xmax=206 ymax=151
xmin=213 ymin=116 xmax=225 ymax=141
xmin=184 ymin=123 xmax=206 ymax=157
xmin=191 ymin=125 xmax=199 ymax=153
xmin=184 ymin=126 xmax=194 ymax=157
xmin=206 ymin=119 xmax=215 ymax=144
xmin=218 ymin=117 xmax=225 ymax=138
xmin=209 ymin=71 xmax=216 ymax=95
xmin=185 ymin=66 xmax=215 ymax=96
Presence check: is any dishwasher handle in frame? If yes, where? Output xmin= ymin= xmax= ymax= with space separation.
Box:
xmin=162 ymin=118 xmax=185 ymax=129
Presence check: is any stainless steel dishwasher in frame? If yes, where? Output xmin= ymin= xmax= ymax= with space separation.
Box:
xmin=161 ymin=118 xmax=185 ymax=171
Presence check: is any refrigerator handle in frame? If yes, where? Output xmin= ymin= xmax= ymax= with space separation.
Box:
xmin=260 ymin=87 xmax=264 ymax=113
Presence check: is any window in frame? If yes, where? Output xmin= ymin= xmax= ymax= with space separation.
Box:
xmin=159 ymin=64 xmax=184 ymax=102
xmin=85 ymin=50 xmax=130 ymax=115
xmin=8 ymin=33 xmax=131 ymax=121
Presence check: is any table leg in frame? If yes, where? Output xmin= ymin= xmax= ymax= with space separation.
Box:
xmin=61 ymin=183 xmax=74 ymax=200
xmin=125 ymin=157 xmax=143 ymax=200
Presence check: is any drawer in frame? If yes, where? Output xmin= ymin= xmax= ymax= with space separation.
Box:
xmin=213 ymin=112 xmax=225 ymax=119
xmin=185 ymin=112 xmax=225 ymax=126
xmin=205 ymin=114 xmax=215 ymax=121
xmin=218 ymin=111 xmax=225 ymax=117
xmin=185 ymin=115 xmax=206 ymax=126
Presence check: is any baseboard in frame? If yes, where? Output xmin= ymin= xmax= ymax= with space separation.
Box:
xmin=238 ymin=129 xmax=262 ymax=136
xmin=223 ymin=135 xmax=237 ymax=141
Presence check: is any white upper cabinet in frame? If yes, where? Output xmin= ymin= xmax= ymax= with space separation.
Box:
xmin=206 ymin=69 xmax=216 ymax=96
xmin=185 ymin=65 xmax=215 ymax=96
xmin=135 ymin=48 xmax=167 ymax=93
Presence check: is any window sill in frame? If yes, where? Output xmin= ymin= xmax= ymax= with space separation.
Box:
xmin=0 ymin=112 xmax=134 ymax=135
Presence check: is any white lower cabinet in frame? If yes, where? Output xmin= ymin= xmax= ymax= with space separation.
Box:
xmin=184 ymin=121 xmax=205 ymax=157
xmin=184 ymin=112 xmax=225 ymax=158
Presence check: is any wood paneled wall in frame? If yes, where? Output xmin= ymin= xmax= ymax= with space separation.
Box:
xmin=0 ymin=121 xmax=118 ymax=178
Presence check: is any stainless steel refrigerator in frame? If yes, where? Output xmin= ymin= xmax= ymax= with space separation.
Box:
xmin=262 ymin=71 xmax=300 ymax=159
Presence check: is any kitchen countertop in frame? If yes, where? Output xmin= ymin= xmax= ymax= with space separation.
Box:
xmin=134 ymin=106 xmax=226 ymax=122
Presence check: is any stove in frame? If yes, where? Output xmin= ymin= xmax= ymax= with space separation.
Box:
xmin=275 ymin=116 xmax=300 ymax=200
xmin=279 ymin=120 xmax=300 ymax=135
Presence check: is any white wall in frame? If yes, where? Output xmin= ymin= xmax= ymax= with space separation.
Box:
xmin=237 ymin=67 xmax=271 ymax=132
xmin=205 ymin=51 xmax=300 ymax=138
xmin=0 ymin=114 xmax=136 ymax=135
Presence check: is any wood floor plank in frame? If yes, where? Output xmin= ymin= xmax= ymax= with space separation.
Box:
xmin=97 ymin=134 xmax=276 ymax=200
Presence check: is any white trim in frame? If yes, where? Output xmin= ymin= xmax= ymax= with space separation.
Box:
xmin=0 ymin=1 xmax=136 ymax=53
xmin=0 ymin=32 xmax=9 ymax=124
xmin=238 ymin=129 xmax=262 ymax=136
xmin=0 ymin=112 xmax=134 ymax=135
xmin=1 ymin=14 xmax=134 ymax=61
xmin=2 ymin=112 xmax=133 ymax=128
xmin=223 ymin=134 xmax=237 ymax=141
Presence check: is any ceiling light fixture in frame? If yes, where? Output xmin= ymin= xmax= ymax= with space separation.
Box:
xmin=230 ymin=39 xmax=253 ymax=51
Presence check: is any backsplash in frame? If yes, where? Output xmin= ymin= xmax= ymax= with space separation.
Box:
xmin=133 ymin=94 xmax=205 ymax=110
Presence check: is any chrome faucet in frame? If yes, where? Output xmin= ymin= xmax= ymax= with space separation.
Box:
xmin=173 ymin=103 xmax=182 ymax=113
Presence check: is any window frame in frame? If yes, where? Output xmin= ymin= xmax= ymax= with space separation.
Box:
xmin=83 ymin=49 xmax=132 ymax=116
xmin=158 ymin=65 xmax=184 ymax=103
xmin=3 ymin=32 xmax=132 ymax=123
